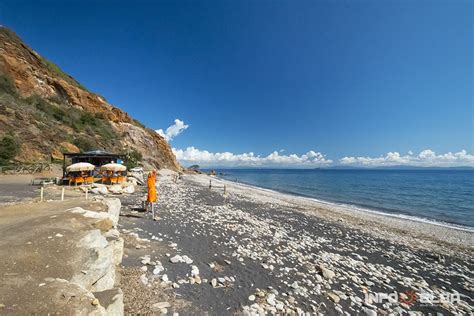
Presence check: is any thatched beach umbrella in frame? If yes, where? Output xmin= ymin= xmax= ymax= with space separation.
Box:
xmin=100 ymin=163 xmax=127 ymax=172
xmin=66 ymin=162 xmax=95 ymax=172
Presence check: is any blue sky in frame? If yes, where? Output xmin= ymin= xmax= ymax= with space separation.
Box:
xmin=1 ymin=0 xmax=472 ymax=167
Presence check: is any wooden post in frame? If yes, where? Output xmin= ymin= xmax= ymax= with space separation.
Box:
xmin=40 ymin=187 xmax=44 ymax=202
xmin=85 ymin=188 xmax=88 ymax=200
xmin=224 ymin=184 xmax=227 ymax=195
xmin=61 ymin=187 xmax=65 ymax=201
xmin=209 ymin=180 xmax=212 ymax=190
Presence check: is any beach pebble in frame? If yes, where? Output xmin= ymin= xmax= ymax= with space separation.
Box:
xmin=248 ymin=295 xmax=256 ymax=301
xmin=362 ymin=307 xmax=377 ymax=316
xmin=182 ymin=255 xmax=193 ymax=264
xmin=267 ymin=294 xmax=276 ymax=306
xmin=170 ymin=255 xmax=183 ymax=263
xmin=140 ymin=256 xmax=151 ymax=265
xmin=194 ymin=275 xmax=202 ymax=284
xmin=140 ymin=274 xmax=148 ymax=285
xmin=152 ymin=302 xmax=171 ymax=311
xmin=153 ymin=266 xmax=164 ymax=275
xmin=321 ymin=266 xmax=335 ymax=279
xmin=328 ymin=292 xmax=340 ymax=303
xmin=191 ymin=265 xmax=200 ymax=276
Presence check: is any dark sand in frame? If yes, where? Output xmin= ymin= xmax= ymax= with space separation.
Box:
xmin=117 ymin=172 xmax=473 ymax=315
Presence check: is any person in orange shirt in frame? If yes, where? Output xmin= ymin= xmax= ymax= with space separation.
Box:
xmin=147 ymin=170 xmax=157 ymax=219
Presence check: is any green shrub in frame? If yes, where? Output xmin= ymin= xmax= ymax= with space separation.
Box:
xmin=80 ymin=112 xmax=98 ymax=126
xmin=73 ymin=137 xmax=96 ymax=152
xmin=125 ymin=149 xmax=143 ymax=169
xmin=0 ymin=135 xmax=19 ymax=165
xmin=0 ymin=73 xmax=16 ymax=95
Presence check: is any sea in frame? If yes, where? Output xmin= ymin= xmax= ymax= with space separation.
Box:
xmin=210 ymin=169 xmax=474 ymax=231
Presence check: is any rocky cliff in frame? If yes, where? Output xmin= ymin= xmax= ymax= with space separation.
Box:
xmin=0 ymin=27 xmax=180 ymax=170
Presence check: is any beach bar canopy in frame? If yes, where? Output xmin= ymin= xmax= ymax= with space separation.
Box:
xmin=100 ymin=163 xmax=127 ymax=172
xmin=66 ymin=162 xmax=95 ymax=172
xmin=62 ymin=150 xmax=126 ymax=177
xmin=65 ymin=162 xmax=95 ymax=185
xmin=100 ymin=163 xmax=127 ymax=184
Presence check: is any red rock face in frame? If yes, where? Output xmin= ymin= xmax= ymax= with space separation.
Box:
xmin=0 ymin=27 xmax=180 ymax=170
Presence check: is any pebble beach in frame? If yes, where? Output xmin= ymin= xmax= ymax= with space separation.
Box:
xmin=117 ymin=171 xmax=473 ymax=315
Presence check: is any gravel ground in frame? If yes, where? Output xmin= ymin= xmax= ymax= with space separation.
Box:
xmin=117 ymin=172 xmax=473 ymax=315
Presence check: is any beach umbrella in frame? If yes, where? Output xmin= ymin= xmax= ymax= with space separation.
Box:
xmin=66 ymin=162 xmax=95 ymax=172
xmin=100 ymin=163 xmax=127 ymax=172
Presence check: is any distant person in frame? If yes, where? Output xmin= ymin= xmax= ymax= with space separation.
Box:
xmin=147 ymin=170 xmax=157 ymax=218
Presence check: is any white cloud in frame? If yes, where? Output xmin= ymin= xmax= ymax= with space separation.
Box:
xmin=156 ymin=119 xmax=189 ymax=141
xmin=173 ymin=147 xmax=332 ymax=168
xmin=339 ymin=149 xmax=474 ymax=167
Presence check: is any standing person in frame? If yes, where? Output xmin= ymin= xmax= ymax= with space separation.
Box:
xmin=147 ymin=170 xmax=157 ymax=219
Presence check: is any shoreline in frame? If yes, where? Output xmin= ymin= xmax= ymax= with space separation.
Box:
xmin=217 ymin=176 xmax=474 ymax=233
xmin=189 ymin=173 xmax=473 ymax=257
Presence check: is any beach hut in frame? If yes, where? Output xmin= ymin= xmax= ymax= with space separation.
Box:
xmin=61 ymin=150 xmax=127 ymax=178
xmin=66 ymin=162 xmax=95 ymax=185
xmin=100 ymin=163 xmax=127 ymax=184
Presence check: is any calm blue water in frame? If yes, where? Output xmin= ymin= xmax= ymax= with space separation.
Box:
xmin=213 ymin=169 xmax=474 ymax=229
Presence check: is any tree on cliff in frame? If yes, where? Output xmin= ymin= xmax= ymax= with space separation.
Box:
xmin=0 ymin=135 xmax=19 ymax=165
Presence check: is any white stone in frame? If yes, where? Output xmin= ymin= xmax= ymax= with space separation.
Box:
xmin=191 ymin=265 xmax=199 ymax=276
xmin=182 ymin=255 xmax=193 ymax=264
xmin=267 ymin=294 xmax=276 ymax=306
xmin=170 ymin=255 xmax=183 ymax=263
xmin=153 ymin=266 xmax=164 ymax=275
xmin=152 ymin=302 xmax=171 ymax=310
